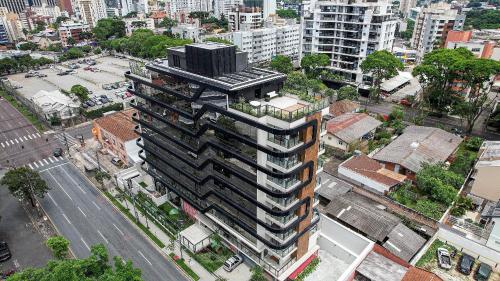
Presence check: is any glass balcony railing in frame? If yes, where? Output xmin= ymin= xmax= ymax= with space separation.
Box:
xmin=267 ymin=154 xmax=299 ymax=169
xmin=318 ymin=157 xmax=325 ymax=170
xmin=268 ymin=175 xmax=300 ymax=189
xmin=268 ymin=133 xmax=301 ymax=149
xmin=267 ymin=212 xmax=296 ymax=225
xmin=269 ymin=242 xmax=297 ymax=258
xmin=267 ymin=194 xmax=297 ymax=209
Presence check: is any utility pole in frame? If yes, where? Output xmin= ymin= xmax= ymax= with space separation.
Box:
xmin=95 ymin=149 xmax=101 ymax=171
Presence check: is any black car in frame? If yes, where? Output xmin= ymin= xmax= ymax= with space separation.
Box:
xmin=53 ymin=148 xmax=63 ymax=157
xmin=459 ymin=254 xmax=475 ymax=275
xmin=475 ymin=262 xmax=492 ymax=281
xmin=0 ymin=241 xmax=11 ymax=262
xmin=86 ymin=100 xmax=95 ymax=107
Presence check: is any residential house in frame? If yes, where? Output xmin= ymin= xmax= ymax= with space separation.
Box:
xmin=31 ymin=90 xmax=79 ymax=122
xmin=31 ymin=35 xmax=59 ymax=49
xmin=324 ymin=113 xmax=382 ymax=152
xmin=373 ymin=126 xmax=462 ymax=180
xmin=329 ymin=99 xmax=361 ymax=117
xmin=92 ymin=109 xmax=140 ymax=166
xmin=339 ymin=154 xmax=407 ymax=194
xmin=469 ymin=141 xmax=500 ymax=203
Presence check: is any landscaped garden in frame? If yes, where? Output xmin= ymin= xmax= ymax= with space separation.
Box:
xmin=184 ymin=234 xmax=233 ymax=273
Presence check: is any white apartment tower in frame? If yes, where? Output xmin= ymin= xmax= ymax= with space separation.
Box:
xmin=398 ymin=0 xmax=416 ymax=17
xmin=410 ymin=3 xmax=465 ymax=60
xmin=301 ymin=0 xmax=397 ymax=84
xmin=214 ymin=0 xmax=242 ymax=18
xmin=0 ymin=0 xmax=28 ymax=14
xmin=78 ymin=0 xmax=107 ymax=28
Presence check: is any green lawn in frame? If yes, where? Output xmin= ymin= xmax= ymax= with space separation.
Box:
xmin=169 ymin=253 xmax=200 ymax=281
xmin=416 ymin=239 xmax=456 ymax=267
xmin=0 ymin=90 xmax=45 ymax=131
xmin=189 ymin=246 xmax=233 ymax=273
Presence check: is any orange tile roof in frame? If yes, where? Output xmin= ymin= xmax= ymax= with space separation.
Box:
xmin=94 ymin=109 xmax=138 ymax=142
xmin=402 ymin=267 xmax=443 ymax=281
xmin=341 ymin=154 xmax=406 ymax=187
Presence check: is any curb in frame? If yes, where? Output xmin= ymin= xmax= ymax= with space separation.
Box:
xmin=68 ymin=161 xmax=194 ymax=281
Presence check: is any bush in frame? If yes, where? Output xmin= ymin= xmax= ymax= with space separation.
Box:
xmin=169 ymin=253 xmax=200 ymax=281
xmin=449 ymin=150 xmax=477 ymax=176
xmin=465 ymin=136 xmax=483 ymax=152
xmin=414 ymin=199 xmax=445 ymax=220
xmin=46 ymin=236 xmax=70 ymax=259
xmin=250 ymin=266 xmax=267 ymax=281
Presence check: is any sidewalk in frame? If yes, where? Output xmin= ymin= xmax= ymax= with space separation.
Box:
xmin=108 ymin=187 xmax=217 ymax=281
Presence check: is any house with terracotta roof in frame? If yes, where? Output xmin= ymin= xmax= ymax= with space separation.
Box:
xmin=325 ymin=113 xmax=382 ymax=152
xmin=339 ymin=154 xmax=407 ymax=194
xmin=372 ymin=126 xmax=462 ymax=181
xmin=329 ymin=99 xmax=361 ymax=117
xmin=92 ymin=109 xmax=139 ymax=166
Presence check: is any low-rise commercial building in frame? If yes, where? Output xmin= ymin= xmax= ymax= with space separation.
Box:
xmin=58 ymin=21 xmax=90 ymax=47
xmin=31 ymin=90 xmax=80 ymax=121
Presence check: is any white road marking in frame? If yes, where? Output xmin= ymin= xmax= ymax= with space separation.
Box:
xmin=81 ymin=238 xmax=90 ymax=251
xmin=49 ymin=157 xmax=54 ymax=163
xmin=113 ymin=223 xmax=124 ymax=236
xmin=58 ymin=156 xmax=64 ymax=161
xmin=38 ymin=162 xmax=69 ymax=172
xmin=5 ymin=142 xmax=9 ymax=147
xmin=38 ymin=160 xmax=44 ymax=167
xmin=28 ymin=163 xmax=33 ymax=169
xmin=36 ymin=133 xmax=41 ymax=138
xmin=28 ymin=135 xmax=32 ymax=140
xmin=23 ymin=136 xmax=28 ymax=141
xmin=47 ymin=172 xmax=73 ymax=201
xmin=19 ymin=137 xmax=23 ymax=142
xmin=48 ymin=193 xmax=58 ymax=207
xmin=1 ymin=143 xmax=4 ymax=148
xmin=92 ymin=201 xmax=101 ymax=210
xmin=15 ymin=138 xmax=19 ymax=143
xmin=53 ymin=156 xmax=59 ymax=162
xmin=43 ymin=158 xmax=49 ymax=165
xmin=97 ymin=230 xmax=109 ymax=244
xmin=10 ymin=140 xmax=13 ymax=145
xmin=62 ymin=213 xmax=72 ymax=224
xmin=31 ymin=134 xmax=37 ymax=138
xmin=138 ymin=250 xmax=152 ymax=266
xmin=337 ymin=209 xmax=346 ymax=218
xmin=77 ymin=206 xmax=87 ymax=218
xmin=33 ymin=162 xmax=38 ymax=168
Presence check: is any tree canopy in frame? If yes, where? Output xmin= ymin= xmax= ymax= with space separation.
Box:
xmin=301 ymin=53 xmax=330 ymax=79
xmin=336 ymin=85 xmax=359 ymax=101
xmin=204 ymin=37 xmax=233 ymax=45
xmin=0 ymin=55 xmax=53 ymax=74
xmin=0 ymin=167 xmax=49 ymax=207
xmin=18 ymin=42 xmax=38 ymax=51
xmin=276 ymin=9 xmax=299 ymax=19
xmin=93 ymin=18 xmax=126 ymax=41
xmin=7 ymin=243 xmax=143 ymax=281
xmin=464 ymin=10 xmax=500 ymax=29
xmin=360 ymin=50 xmax=404 ymax=102
xmin=46 ymin=236 xmax=70 ymax=259
xmin=71 ymin=84 xmax=90 ymax=102
xmin=270 ymin=55 xmax=293 ymax=74
xmin=416 ymin=163 xmax=464 ymax=205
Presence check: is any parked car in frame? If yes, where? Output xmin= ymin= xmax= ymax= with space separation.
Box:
xmin=37 ymin=73 xmax=47 ymax=78
xmin=458 ymin=254 xmax=475 ymax=275
xmin=96 ymin=100 xmax=102 ymax=106
xmin=86 ymin=100 xmax=95 ymax=107
xmin=223 ymin=254 xmax=243 ymax=272
xmin=0 ymin=242 xmax=11 ymax=262
xmin=82 ymin=103 xmax=88 ymax=109
xmin=24 ymin=73 xmax=33 ymax=78
xmin=53 ymin=148 xmax=63 ymax=157
xmin=437 ymin=248 xmax=452 ymax=269
xmin=100 ymin=98 xmax=108 ymax=104
xmin=111 ymin=157 xmax=122 ymax=166
xmin=475 ymin=262 xmax=492 ymax=281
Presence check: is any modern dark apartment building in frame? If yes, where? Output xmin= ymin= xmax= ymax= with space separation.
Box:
xmin=126 ymin=42 xmax=329 ymax=280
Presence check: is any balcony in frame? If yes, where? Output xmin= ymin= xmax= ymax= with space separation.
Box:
xmin=266 ymin=211 xmax=298 ymax=227
xmin=267 ymin=228 xmax=296 ymax=244
xmin=266 ymin=194 xmax=299 ymax=210
xmin=267 ymin=133 xmax=302 ymax=149
xmin=267 ymin=154 xmax=300 ymax=170
xmin=267 ymin=175 xmax=301 ymax=190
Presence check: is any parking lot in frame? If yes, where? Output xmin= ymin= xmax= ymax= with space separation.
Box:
xmin=5 ymin=56 xmax=134 ymax=109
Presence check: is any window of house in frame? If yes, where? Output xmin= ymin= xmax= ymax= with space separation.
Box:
xmin=338 ymin=140 xmax=344 ymax=145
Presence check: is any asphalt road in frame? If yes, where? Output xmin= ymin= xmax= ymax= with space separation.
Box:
xmin=0 ymin=172 xmax=53 ymax=272
xmin=0 ymin=98 xmax=59 ymax=169
xmin=36 ymin=160 xmax=187 ymax=281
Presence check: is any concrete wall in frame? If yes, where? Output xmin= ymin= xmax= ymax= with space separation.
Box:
xmin=437 ymin=225 xmax=500 ymax=271
xmin=324 ymin=134 xmax=348 ymax=151
xmin=338 ymin=165 xmax=389 ymax=194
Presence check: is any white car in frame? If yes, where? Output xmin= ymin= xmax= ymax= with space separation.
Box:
xmin=223 ymin=254 xmax=243 ymax=272
xmin=437 ymin=248 xmax=452 ymax=269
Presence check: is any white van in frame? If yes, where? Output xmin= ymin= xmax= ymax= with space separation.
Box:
xmin=223 ymin=254 xmax=243 ymax=272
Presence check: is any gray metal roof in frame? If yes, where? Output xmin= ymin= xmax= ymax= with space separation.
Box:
xmin=373 ymin=126 xmax=462 ymax=173
xmin=356 ymin=251 xmax=408 ymax=281
xmin=382 ymin=223 xmax=426 ymax=262
xmin=327 ymin=113 xmax=382 ymax=143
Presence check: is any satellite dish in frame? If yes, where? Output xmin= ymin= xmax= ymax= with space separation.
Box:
xmin=249 ymin=101 xmax=261 ymax=107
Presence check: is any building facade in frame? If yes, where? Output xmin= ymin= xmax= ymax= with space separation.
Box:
xmin=410 ymin=3 xmax=465 ymax=60
xmin=445 ymin=30 xmax=497 ymax=59
xmin=0 ymin=0 xmax=28 ymax=14
xmin=78 ymin=0 xmax=107 ymax=28
xmin=126 ymin=42 xmax=327 ymax=280
xmin=301 ymin=0 xmax=397 ymax=84
xmin=58 ymin=20 xmax=90 ymax=46
xmin=228 ymin=7 xmax=263 ymax=31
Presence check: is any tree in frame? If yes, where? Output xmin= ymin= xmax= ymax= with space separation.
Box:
xmin=8 ymin=243 xmax=143 ymax=281
xmin=93 ymin=47 xmax=102 ymax=55
xmin=250 ymin=266 xmax=267 ymax=281
xmin=464 ymin=10 xmax=500 ymax=29
xmin=18 ymin=42 xmax=38 ymax=51
xmin=67 ymin=37 xmax=76 ymax=46
xmin=399 ymin=19 xmax=415 ymax=40
xmin=79 ymin=31 xmax=94 ymax=40
xmin=159 ymin=17 xmax=178 ymax=30
xmin=336 ymin=85 xmax=359 ymax=101
xmin=61 ymin=47 xmax=84 ymax=60
xmin=95 ymin=171 xmax=111 ymax=189
xmin=301 ymin=53 xmax=330 ymax=79
xmin=124 ymin=11 xmax=138 ymax=18
xmin=46 ymin=236 xmax=70 ymax=259
xmin=450 ymin=196 xmax=474 ymax=217
xmin=46 ymin=43 xmax=63 ymax=52
xmin=270 ymin=55 xmax=293 ymax=74
xmin=131 ymin=21 xmax=147 ymax=28
xmin=70 ymin=84 xmax=89 ymax=102
xmin=0 ymin=167 xmax=49 ymax=207
xmin=360 ymin=50 xmax=403 ymax=102
xmin=412 ymin=48 xmax=474 ymax=114
xmin=189 ymin=11 xmax=209 ymax=20
xmin=450 ymin=58 xmax=500 ymax=133
xmin=276 ymin=9 xmax=299 ymax=19
xmin=93 ymin=18 xmax=126 ymax=41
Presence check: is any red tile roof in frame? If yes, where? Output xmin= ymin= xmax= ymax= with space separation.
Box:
xmin=94 ymin=109 xmax=138 ymax=142
xmin=402 ymin=267 xmax=443 ymax=281
xmin=341 ymin=154 xmax=406 ymax=187
xmin=329 ymin=100 xmax=360 ymax=116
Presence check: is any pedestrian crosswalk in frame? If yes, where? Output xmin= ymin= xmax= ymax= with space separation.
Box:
xmin=0 ymin=133 xmax=41 ymax=148
xmin=54 ymin=133 xmax=80 ymax=147
xmin=26 ymin=156 xmax=65 ymax=170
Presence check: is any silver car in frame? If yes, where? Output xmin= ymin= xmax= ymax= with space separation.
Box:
xmin=437 ymin=248 xmax=452 ymax=269
xmin=223 ymin=254 xmax=243 ymax=272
